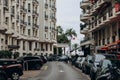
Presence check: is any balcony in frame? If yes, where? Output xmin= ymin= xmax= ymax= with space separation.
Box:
xmin=45 ymin=26 xmax=48 ymax=32
xmin=33 ymin=23 xmax=39 ymax=28
xmin=45 ymin=15 xmax=48 ymax=20
xmin=51 ymin=16 xmax=56 ymax=22
xmin=3 ymin=1 xmax=9 ymax=10
xmin=32 ymin=10 xmax=39 ymax=17
xmin=16 ymin=0 xmax=19 ymax=5
xmin=20 ymin=20 xmax=27 ymax=27
xmin=80 ymin=0 xmax=90 ymax=8
xmin=20 ymin=6 xmax=27 ymax=14
xmin=51 ymin=5 xmax=56 ymax=11
xmin=45 ymin=3 xmax=48 ymax=9
xmin=80 ymin=37 xmax=94 ymax=46
xmin=91 ymin=0 xmax=111 ymax=14
xmin=80 ymin=13 xmax=90 ymax=21
xmin=5 ymin=29 xmax=14 ymax=35
xmin=80 ymin=26 xmax=89 ymax=34
xmin=32 ymin=0 xmax=39 ymax=5
xmin=97 ymin=0 xmax=110 ymax=7
xmin=8 ymin=45 xmax=20 ymax=49
xmin=0 ymin=24 xmax=7 ymax=33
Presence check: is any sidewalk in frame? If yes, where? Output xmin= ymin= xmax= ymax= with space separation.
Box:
xmin=20 ymin=70 xmax=41 ymax=79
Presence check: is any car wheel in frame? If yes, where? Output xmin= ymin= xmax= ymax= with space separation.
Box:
xmin=0 ymin=74 xmax=7 ymax=80
xmin=35 ymin=64 xmax=41 ymax=70
xmin=11 ymin=72 xmax=20 ymax=80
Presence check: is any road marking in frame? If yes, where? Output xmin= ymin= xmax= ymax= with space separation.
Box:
xmin=59 ymin=70 xmax=64 ymax=72
xmin=41 ymin=66 xmax=48 ymax=70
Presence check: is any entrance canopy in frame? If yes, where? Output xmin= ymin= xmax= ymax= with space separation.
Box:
xmin=53 ymin=43 xmax=69 ymax=48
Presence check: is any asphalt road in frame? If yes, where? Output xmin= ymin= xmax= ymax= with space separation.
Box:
xmin=26 ymin=62 xmax=90 ymax=80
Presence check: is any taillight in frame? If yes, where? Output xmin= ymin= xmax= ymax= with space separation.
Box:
xmin=117 ymin=55 xmax=120 ymax=60
xmin=0 ymin=66 xmax=6 ymax=69
xmin=18 ymin=64 xmax=22 ymax=68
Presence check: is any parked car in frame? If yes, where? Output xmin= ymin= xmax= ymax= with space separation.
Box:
xmin=96 ymin=59 xmax=120 ymax=80
xmin=89 ymin=54 xmax=106 ymax=80
xmin=74 ymin=57 xmax=82 ymax=67
xmin=77 ymin=57 xmax=85 ymax=69
xmin=17 ymin=56 xmax=43 ymax=70
xmin=82 ymin=55 xmax=92 ymax=74
xmin=0 ymin=66 xmax=7 ymax=80
xmin=58 ymin=55 xmax=69 ymax=63
xmin=0 ymin=59 xmax=23 ymax=80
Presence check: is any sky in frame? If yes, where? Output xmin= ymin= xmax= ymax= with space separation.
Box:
xmin=56 ymin=0 xmax=84 ymax=45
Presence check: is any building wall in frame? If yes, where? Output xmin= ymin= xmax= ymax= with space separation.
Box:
xmin=80 ymin=0 xmax=120 ymax=53
xmin=0 ymin=0 xmax=57 ymax=56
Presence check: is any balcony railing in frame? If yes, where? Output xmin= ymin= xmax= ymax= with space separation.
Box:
xmin=20 ymin=6 xmax=27 ymax=13
xmin=45 ymin=15 xmax=48 ymax=20
xmin=80 ymin=37 xmax=94 ymax=44
xmin=33 ymin=23 xmax=39 ymax=28
xmin=80 ymin=0 xmax=90 ymax=8
xmin=51 ymin=5 xmax=56 ymax=11
xmin=32 ymin=0 xmax=39 ymax=5
xmin=80 ymin=13 xmax=90 ymax=21
xmin=32 ymin=10 xmax=39 ymax=16
xmin=20 ymin=20 xmax=27 ymax=26
xmin=3 ymin=0 xmax=8 ymax=10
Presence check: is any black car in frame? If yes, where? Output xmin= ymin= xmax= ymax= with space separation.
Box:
xmin=0 ymin=59 xmax=23 ymax=80
xmin=17 ymin=56 xmax=43 ymax=70
xmin=89 ymin=54 xmax=106 ymax=80
xmin=74 ymin=57 xmax=82 ymax=67
xmin=58 ymin=55 xmax=69 ymax=63
xmin=96 ymin=59 xmax=120 ymax=80
xmin=82 ymin=55 xmax=92 ymax=74
xmin=0 ymin=67 xmax=7 ymax=80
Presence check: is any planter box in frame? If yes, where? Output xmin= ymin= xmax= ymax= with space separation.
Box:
xmin=115 ymin=3 xmax=120 ymax=12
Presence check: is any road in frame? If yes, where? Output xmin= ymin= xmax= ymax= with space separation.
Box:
xmin=22 ymin=62 xmax=90 ymax=80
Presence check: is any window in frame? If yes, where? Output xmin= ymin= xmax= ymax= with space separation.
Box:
xmin=23 ymin=41 xmax=25 ymax=50
xmin=50 ymin=44 xmax=52 ymax=51
xmin=5 ymin=17 xmax=8 ymax=24
xmin=46 ymin=44 xmax=48 ymax=51
xmin=29 ymin=42 xmax=32 ymax=51
xmin=41 ymin=44 xmax=43 ymax=51
xmin=28 ymin=16 xmax=31 ymax=25
xmin=12 ymin=23 xmax=14 ymax=30
xmin=28 ymin=3 xmax=31 ymax=12
xmin=28 ymin=29 xmax=30 ymax=36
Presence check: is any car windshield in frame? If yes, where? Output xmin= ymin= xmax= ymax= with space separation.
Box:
xmin=95 ymin=55 xmax=105 ymax=62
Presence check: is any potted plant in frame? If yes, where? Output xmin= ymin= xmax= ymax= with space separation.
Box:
xmin=115 ymin=0 xmax=120 ymax=12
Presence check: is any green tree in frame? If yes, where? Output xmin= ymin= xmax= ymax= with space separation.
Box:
xmin=65 ymin=28 xmax=77 ymax=53
xmin=0 ymin=50 xmax=12 ymax=58
xmin=72 ymin=43 xmax=79 ymax=55
xmin=13 ymin=52 xmax=20 ymax=59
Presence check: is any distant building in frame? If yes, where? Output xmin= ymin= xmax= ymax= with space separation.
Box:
xmin=80 ymin=0 xmax=120 ymax=55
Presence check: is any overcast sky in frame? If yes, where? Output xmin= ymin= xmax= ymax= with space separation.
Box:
xmin=56 ymin=0 xmax=84 ymax=45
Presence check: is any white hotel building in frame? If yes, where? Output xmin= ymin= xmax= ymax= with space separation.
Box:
xmin=0 ymin=0 xmax=57 ymax=56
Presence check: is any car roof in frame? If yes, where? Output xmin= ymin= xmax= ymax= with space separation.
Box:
xmin=0 ymin=59 xmax=17 ymax=61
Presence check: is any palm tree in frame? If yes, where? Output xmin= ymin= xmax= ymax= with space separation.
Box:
xmin=65 ymin=28 xmax=77 ymax=53
xmin=57 ymin=26 xmax=63 ymax=35
xmin=72 ymin=43 xmax=79 ymax=55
